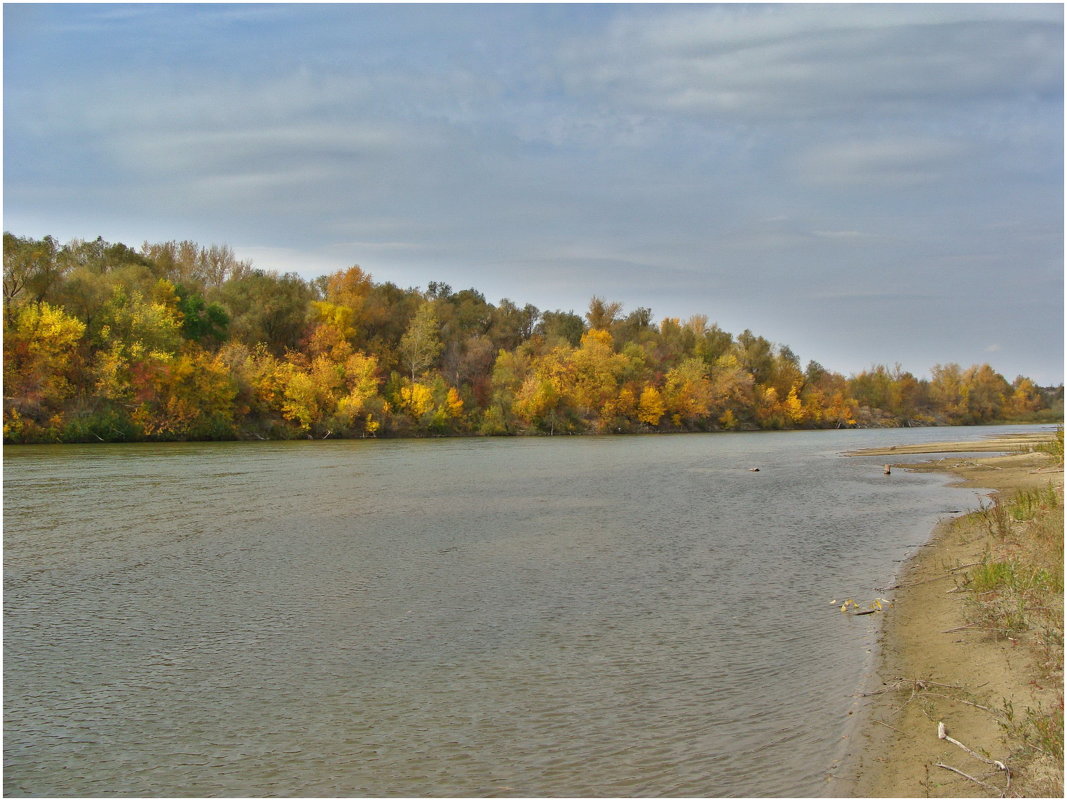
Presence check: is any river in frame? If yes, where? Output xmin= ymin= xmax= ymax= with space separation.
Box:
xmin=2 ymin=426 xmax=1040 ymax=796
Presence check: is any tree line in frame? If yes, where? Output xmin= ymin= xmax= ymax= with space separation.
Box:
xmin=3 ymin=233 xmax=1061 ymax=443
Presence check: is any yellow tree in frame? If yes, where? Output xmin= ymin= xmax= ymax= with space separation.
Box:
xmin=784 ymin=384 xmax=805 ymax=426
xmin=571 ymin=329 xmax=627 ymax=428
xmin=127 ymin=347 xmax=237 ymax=439
xmin=305 ymin=266 xmax=375 ymax=357
xmin=708 ymin=353 xmax=755 ymax=427
xmin=637 ymin=384 xmax=666 ymax=427
xmin=1007 ymin=376 xmax=1042 ymax=418
xmin=306 ymin=301 xmax=357 ymax=359
xmin=511 ymin=344 xmax=577 ymax=433
xmin=217 ymin=341 xmax=296 ymax=432
xmin=929 ymin=363 xmax=968 ymax=423
xmin=425 ymin=382 xmax=465 ymax=432
xmin=335 ymin=352 xmax=386 ymax=434
xmin=825 ymin=390 xmax=858 ymax=428
xmin=280 ymin=349 xmax=385 ymax=436
xmin=755 ymin=385 xmax=787 ymax=429
xmin=280 ymin=355 xmax=344 ymax=433
xmin=513 ymin=374 xmax=563 ymax=431
xmin=96 ymin=280 xmax=184 ymax=355
xmin=663 ymin=357 xmax=713 ymax=427
xmin=615 ymin=384 xmax=639 ymax=424
xmin=3 ymin=301 xmax=86 ymax=439
xmin=962 ymin=364 xmax=1010 ymax=424
xmin=397 ymin=382 xmax=435 ymax=419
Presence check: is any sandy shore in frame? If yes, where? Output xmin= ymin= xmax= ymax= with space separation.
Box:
xmin=836 ymin=432 xmax=1063 ymax=797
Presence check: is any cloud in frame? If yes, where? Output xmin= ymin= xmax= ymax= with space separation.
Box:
xmin=117 ymin=122 xmax=420 ymax=177
xmin=557 ymin=5 xmax=1062 ymax=121
xmin=794 ymin=137 xmax=969 ymax=187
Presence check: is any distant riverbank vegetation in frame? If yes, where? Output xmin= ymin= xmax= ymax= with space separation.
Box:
xmin=4 ymin=233 xmax=1062 ymax=443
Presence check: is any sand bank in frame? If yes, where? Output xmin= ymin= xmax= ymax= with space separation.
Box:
xmin=836 ymin=432 xmax=1063 ymax=797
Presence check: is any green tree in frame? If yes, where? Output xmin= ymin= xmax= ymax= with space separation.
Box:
xmin=536 ymin=309 xmax=585 ymax=347
xmin=175 ymin=284 xmax=229 ymax=348
xmin=3 ymin=233 xmax=65 ymax=311
xmin=215 ymin=270 xmax=312 ymax=354
xmin=489 ymin=298 xmax=539 ymax=351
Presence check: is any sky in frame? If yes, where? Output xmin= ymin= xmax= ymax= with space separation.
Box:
xmin=4 ymin=3 xmax=1064 ymax=385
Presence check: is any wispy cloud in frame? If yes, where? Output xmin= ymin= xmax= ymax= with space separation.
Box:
xmin=795 ymin=137 xmax=970 ymax=187
xmin=558 ymin=4 xmax=1062 ymax=121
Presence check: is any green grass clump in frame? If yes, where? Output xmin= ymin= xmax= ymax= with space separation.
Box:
xmin=969 ymin=559 xmax=1059 ymax=594
xmin=1033 ymin=426 xmax=1065 ymax=464
xmin=1009 ymin=483 xmax=1060 ymax=522
xmin=1002 ymin=699 xmax=1065 ymax=762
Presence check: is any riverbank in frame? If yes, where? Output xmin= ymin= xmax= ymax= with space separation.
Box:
xmin=839 ymin=431 xmax=1063 ymax=797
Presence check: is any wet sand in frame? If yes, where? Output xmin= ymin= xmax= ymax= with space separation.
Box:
xmin=837 ymin=432 xmax=1063 ymax=797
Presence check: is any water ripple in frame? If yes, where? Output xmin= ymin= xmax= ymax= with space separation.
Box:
xmin=4 ymin=430 xmax=1012 ymax=796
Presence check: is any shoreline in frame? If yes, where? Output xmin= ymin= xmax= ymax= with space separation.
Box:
xmin=5 ymin=422 xmax=1061 ymax=448
xmin=836 ymin=433 xmax=1063 ymax=797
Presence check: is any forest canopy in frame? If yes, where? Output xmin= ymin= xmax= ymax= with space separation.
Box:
xmin=3 ymin=233 xmax=1062 ymax=443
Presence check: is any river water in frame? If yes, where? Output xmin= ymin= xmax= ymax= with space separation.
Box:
xmin=3 ymin=426 xmax=1040 ymax=797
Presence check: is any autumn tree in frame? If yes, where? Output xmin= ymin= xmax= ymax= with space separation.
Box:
xmin=399 ymin=300 xmax=443 ymax=381
xmin=3 ymin=231 xmax=1058 ymax=442
xmin=663 ymin=357 xmax=713 ymax=428
xmin=124 ymin=348 xmax=237 ymax=440
xmin=3 ymin=302 xmax=87 ymax=440
xmin=571 ymin=329 xmax=629 ymax=430
xmin=586 ymin=296 xmax=623 ymax=333
xmin=637 ymin=384 xmax=666 ymax=427
xmin=481 ymin=348 xmax=530 ymax=435
xmin=929 ymin=363 xmax=968 ymax=424
xmin=708 ymin=353 xmax=756 ymax=428
xmin=1008 ymin=376 xmax=1043 ymax=418
xmin=962 ymin=364 xmax=1010 ymax=424
xmin=513 ymin=345 xmax=578 ymax=434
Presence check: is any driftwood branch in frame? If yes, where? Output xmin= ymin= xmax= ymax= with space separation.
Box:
xmin=934 ymin=762 xmax=1004 ymax=796
xmin=873 ymin=717 xmax=906 ymax=734
xmin=911 ymin=678 xmax=966 ymax=691
xmin=938 ymin=721 xmax=1010 ymax=773
xmin=928 ymin=694 xmax=997 ymax=713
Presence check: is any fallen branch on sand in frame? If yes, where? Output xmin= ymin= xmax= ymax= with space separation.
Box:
xmin=874 ymin=718 xmax=906 ymax=734
xmin=935 ymin=762 xmax=1006 ymax=796
xmin=926 ymin=693 xmax=997 ymax=713
xmin=938 ymin=721 xmax=1009 ymax=772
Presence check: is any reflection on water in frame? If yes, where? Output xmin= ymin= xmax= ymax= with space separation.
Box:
xmin=4 ymin=427 xmax=1030 ymax=796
